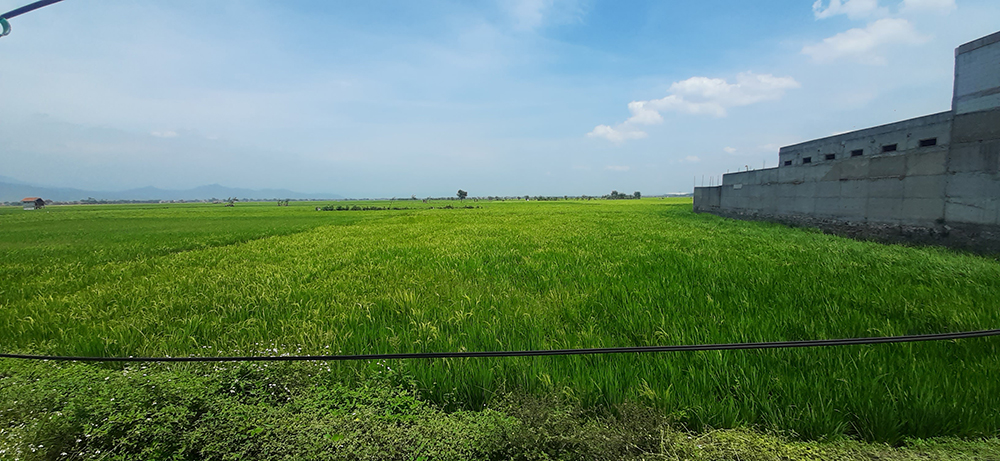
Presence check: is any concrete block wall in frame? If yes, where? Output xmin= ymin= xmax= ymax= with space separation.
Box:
xmin=707 ymin=146 xmax=954 ymax=226
xmin=944 ymin=129 xmax=1000 ymax=226
xmin=941 ymin=30 xmax=1000 ymax=226
xmin=953 ymin=31 xmax=1000 ymax=115
xmin=777 ymin=111 xmax=953 ymax=168
xmin=692 ymin=186 xmax=721 ymax=212
xmin=692 ymin=30 xmax=1000 ymax=246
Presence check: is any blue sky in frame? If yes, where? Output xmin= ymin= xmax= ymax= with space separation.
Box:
xmin=1 ymin=0 xmax=998 ymax=197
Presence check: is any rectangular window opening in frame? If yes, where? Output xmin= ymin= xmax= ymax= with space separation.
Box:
xmin=851 ymin=149 xmax=863 ymax=157
xmin=919 ymin=137 xmax=938 ymax=147
xmin=783 ymin=160 xmax=792 ymax=166
xmin=882 ymin=144 xmax=898 ymax=153
xmin=802 ymin=157 xmax=812 ymax=164
xmin=824 ymin=154 xmax=836 ymax=160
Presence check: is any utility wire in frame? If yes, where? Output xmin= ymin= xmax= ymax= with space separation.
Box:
xmin=2 ymin=328 xmax=998 ymax=363
xmin=1 ymin=0 xmax=64 ymax=19
xmin=1 ymin=0 xmax=66 ymax=37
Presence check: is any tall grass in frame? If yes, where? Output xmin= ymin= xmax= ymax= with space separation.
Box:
xmin=1 ymin=198 xmax=999 ymax=442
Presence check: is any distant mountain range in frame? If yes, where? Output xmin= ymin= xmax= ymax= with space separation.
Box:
xmin=0 ymin=177 xmax=343 ymax=202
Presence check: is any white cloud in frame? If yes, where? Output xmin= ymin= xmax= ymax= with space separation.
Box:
xmin=812 ymin=0 xmax=886 ymax=19
xmin=802 ymin=18 xmax=929 ymax=65
xmin=682 ymin=156 xmax=700 ymax=163
xmin=640 ymin=73 xmax=800 ymax=119
xmin=586 ymin=124 xmax=647 ymax=143
xmin=625 ymin=101 xmax=664 ymax=125
xmin=604 ymin=165 xmax=630 ymax=171
xmin=150 ymin=130 xmax=179 ymax=138
xmin=589 ymin=72 xmax=798 ymax=143
xmin=723 ymin=146 xmax=737 ymax=154
xmin=900 ymin=0 xmax=956 ymax=14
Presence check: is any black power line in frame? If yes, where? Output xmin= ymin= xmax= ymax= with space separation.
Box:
xmin=2 ymin=328 xmax=998 ymax=363
xmin=1 ymin=0 xmax=66 ymax=37
xmin=1 ymin=0 xmax=64 ymax=19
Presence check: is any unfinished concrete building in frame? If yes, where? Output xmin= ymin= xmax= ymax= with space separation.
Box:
xmin=693 ymin=30 xmax=1000 ymax=251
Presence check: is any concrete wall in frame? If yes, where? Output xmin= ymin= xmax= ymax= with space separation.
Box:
xmin=692 ymin=30 xmax=1000 ymax=244
xmin=777 ymin=111 xmax=952 ymax=167
xmin=699 ymin=133 xmax=1000 ymax=228
xmin=703 ymin=142 xmax=951 ymax=226
xmin=692 ymin=185 xmax=721 ymax=212
xmin=944 ymin=30 xmax=1000 ymax=226
xmin=953 ymin=31 xmax=1000 ymax=115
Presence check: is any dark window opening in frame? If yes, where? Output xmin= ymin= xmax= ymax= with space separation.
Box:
xmin=851 ymin=149 xmax=863 ymax=157
xmin=882 ymin=144 xmax=898 ymax=153
xmin=783 ymin=160 xmax=792 ymax=166
xmin=919 ymin=137 xmax=938 ymax=147
xmin=825 ymin=154 xmax=836 ymax=160
xmin=802 ymin=157 xmax=812 ymax=164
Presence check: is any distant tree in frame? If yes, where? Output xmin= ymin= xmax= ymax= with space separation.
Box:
xmin=411 ymin=194 xmax=417 ymax=200
xmin=457 ymin=190 xmax=468 ymax=200
xmin=633 ymin=191 xmax=641 ymax=199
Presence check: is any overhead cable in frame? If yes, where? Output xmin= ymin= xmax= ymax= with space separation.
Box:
xmin=2 ymin=328 xmax=998 ymax=363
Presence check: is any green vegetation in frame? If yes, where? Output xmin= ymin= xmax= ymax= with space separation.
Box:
xmin=1 ymin=199 xmax=999 ymax=451
xmin=3 ymin=360 xmax=998 ymax=461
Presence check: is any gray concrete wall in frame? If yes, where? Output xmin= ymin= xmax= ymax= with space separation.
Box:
xmin=692 ymin=186 xmax=721 ymax=212
xmin=953 ymin=31 xmax=1000 ymax=115
xmin=777 ymin=111 xmax=953 ymax=167
xmin=945 ymin=107 xmax=1000 ymax=226
xmin=691 ymin=31 xmax=1000 ymax=249
xmin=946 ymin=33 xmax=1000 ymax=226
xmin=710 ymin=146 xmax=952 ymax=226
xmin=696 ymin=110 xmax=998 ymax=227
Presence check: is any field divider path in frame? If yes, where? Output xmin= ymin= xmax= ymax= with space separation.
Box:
xmin=3 ymin=328 xmax=997 ymax=362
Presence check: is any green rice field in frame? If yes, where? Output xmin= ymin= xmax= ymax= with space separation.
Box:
xmin=2 ymin=198 xmax=999 ymax=445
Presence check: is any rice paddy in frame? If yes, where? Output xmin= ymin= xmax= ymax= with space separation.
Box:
xmin=1 ymin=198 xmax=999 ymax=443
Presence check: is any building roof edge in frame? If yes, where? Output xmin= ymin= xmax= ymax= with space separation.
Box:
xmin=956 ymin=30 xmax=1000 ymax=56
xmin=779 ymin=110 xmax=953 ymax=152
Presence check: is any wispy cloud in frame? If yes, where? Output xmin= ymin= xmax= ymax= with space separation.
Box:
xmin=150 ymin=131 xmax=179 ymax=138
xmin=900 ymin=0 xmax=956 ymax=14
xmin=812 ymin=0 xmax=886 ymax=20
xmin=802 ymin=18 xmax=929 ymax=65
xmin=638 ymin=73 xmax=800 ymax=118
xmin=588 ymin=72 xmax=799 ymax=143
xmin=604 ymin=165 xmax=630 ymax=172
xmin=723 ymin=146 xmax=737 ymax=154
xmin=586 ymin=125 xmax=647 ymax=143
xmin=502 ymin=0 xmax=586 ymax=31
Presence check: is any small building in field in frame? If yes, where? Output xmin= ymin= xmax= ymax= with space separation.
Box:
xmin=21 ymin=197 xmax=45 ymax=210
